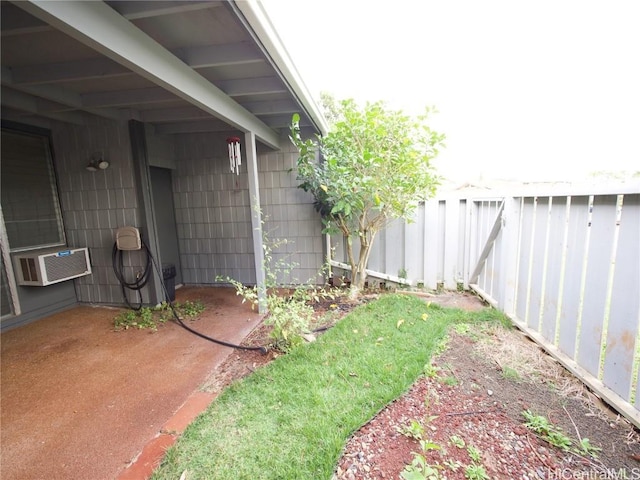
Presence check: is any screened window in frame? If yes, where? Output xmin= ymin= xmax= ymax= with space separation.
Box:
xmin=1 ymin=128 xmax=65 ymax=251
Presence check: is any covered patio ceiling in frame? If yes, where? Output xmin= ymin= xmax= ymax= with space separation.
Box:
xmin=0 ymin=0 xmax=327 ymax=149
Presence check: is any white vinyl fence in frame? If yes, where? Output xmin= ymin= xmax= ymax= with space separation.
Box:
xmin=330 ymin=184 xmax=640 ymax=427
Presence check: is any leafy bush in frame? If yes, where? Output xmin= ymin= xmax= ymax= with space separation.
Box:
xmin=219 ymin=215 xmax=336 ymax=352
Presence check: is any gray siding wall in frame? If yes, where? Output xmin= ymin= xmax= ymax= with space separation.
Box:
xmin=51 ymin=117 xmax=143 ymax=305
xmin=4 ymin=120 xmax=326 ymax=330
xmin=173 ymin=132 xmax=254 ymax=285
xmin=173 ymin=131 xmax=324 ymax=286
xmin=260 ymin=134 xmax=324 ymax=285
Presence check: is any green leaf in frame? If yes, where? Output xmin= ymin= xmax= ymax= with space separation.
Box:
xmin=400 ymin=470 xmax=426 ymax=480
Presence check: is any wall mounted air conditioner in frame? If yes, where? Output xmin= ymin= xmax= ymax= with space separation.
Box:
xmin=13 ymin=247 xmax=92 ymax=286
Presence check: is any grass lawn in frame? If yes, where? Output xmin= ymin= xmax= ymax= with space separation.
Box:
xmin=151 ymin=293 xmax=506 ymax=480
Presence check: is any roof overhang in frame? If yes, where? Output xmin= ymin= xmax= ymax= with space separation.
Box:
xmin=0 ymin=0 xmax=327 ymax=149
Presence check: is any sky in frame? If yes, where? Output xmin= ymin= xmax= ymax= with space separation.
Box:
xmin=262 ymin=0 xmax=640 ymax=183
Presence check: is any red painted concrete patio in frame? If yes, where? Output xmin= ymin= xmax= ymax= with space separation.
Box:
xmin=1 ymin=286 xmax=263 ymax=480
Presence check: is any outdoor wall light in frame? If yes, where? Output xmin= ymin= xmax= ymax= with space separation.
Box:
xmin=86 ymin=153 xmax=110 ymax=171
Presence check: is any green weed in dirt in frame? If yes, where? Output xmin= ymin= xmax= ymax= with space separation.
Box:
xmin=522 ymin=410 xmax=602 ymax=458
xmin=113 ymin=300 xmax=204 ymax=331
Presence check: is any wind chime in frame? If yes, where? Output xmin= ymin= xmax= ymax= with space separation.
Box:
xmin=227 ymin=136 xmax=242 ymax=175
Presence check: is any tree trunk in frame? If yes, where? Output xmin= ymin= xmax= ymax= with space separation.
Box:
xmin=339 ymin=212 xmax=382 ymax=299
xmin=345 ymin=229 xmax=377 ymax=298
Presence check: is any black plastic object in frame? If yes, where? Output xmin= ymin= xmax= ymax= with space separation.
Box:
xmin=162 ymin=264 xmax=176 ymax=302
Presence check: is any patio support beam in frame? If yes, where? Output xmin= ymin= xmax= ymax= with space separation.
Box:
xmin=16 ymin=0 xmax=281 ymax=149
xmin=244 ymin=130 xmax=267 ymax=313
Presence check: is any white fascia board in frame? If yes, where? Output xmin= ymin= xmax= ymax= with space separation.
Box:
xmin=18 ymin=0 xmax=280 ymax=149
xmin=235 ymin=0 xmax=329 ymax=136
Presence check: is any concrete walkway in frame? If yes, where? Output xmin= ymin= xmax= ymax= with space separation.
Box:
xmin=1 ymin=287 xmax=263 ymax=480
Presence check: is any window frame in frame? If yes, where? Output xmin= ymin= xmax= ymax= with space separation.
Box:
xmin=1 ymin=121 xmax=67 ymax=253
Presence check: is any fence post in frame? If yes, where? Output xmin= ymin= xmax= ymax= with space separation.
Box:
xmin=498 ymin=197 xmax=520 ymax=315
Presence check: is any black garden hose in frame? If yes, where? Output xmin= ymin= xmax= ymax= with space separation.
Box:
xmin=112 ymin=242 xmax=152 ymax=310
xmin=150 ymin=254 xmax=268 ymax=353
xmin=112 ymin=237 xmax=337 ymax=354
xmin=114 ymin=237 xmax=269 ymax=353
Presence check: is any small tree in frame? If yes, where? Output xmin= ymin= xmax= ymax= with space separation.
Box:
xmin=290 ymin=98 xmax=444 ymax=295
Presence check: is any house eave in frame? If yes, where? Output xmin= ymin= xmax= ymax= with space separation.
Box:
xmin=233 ymin=0 xmax=329 ymax=137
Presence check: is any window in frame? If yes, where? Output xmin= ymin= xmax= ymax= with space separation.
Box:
xmin=1 ymin=253 xmax=12 ymax=317
xmin=1 ymin=127 xmax=65 ymax=251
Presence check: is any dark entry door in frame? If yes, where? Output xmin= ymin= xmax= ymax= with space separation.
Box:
xmin=150 ymin=167 xmax=182 ymax=285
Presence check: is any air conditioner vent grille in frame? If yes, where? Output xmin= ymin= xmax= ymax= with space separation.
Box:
xmin=20 ymin=257 xmax=38 ymax=282
xmin=43 ymin=252 xmax=90 ymax=282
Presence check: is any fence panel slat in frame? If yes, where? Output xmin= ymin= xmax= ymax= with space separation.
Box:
xmin=577 ymin=195 xmax=619 ymax=378
xmin=366 ymin=222 xmax=383 ymax=274
xmin=332 ymin=234 xmax=346 ymax=271
xmin=541 ymin=197 xmax=569 ymax=343
xmin=558 ymin=196 xmax=591 ymax=360
xmin=405 ymin=203 xmax=425 ymax=284
xmin=489 ymin=216 xmax=503 ymax=300
xmin=467 ymin=200 xmax=479 ymax=286
xmin=437 ymin=200 xmax=446 ymax=284
xmin=604 ymin=194 xmax=640 ymax=399
xmin=476 ymin=202 xmax=488 ymax=289
xmin=423 ymin=200 xmax=440 ymax=289
xmin=459 ymin=200 xmax=470 ymax=288
xmin=527 ymin=197 xmax=550 ymax=330
xmin=499 ymin=197 xmax=521 ymax=314
xmin=444 ymin=199 xmax=460 ymax=289
xmin=516 ymin=198 xmax=536 ymax=321
xmin=481 ymin=202 xmax=498 ymax=290
xmin=384 ymin=219 xmax=404 ymax=280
